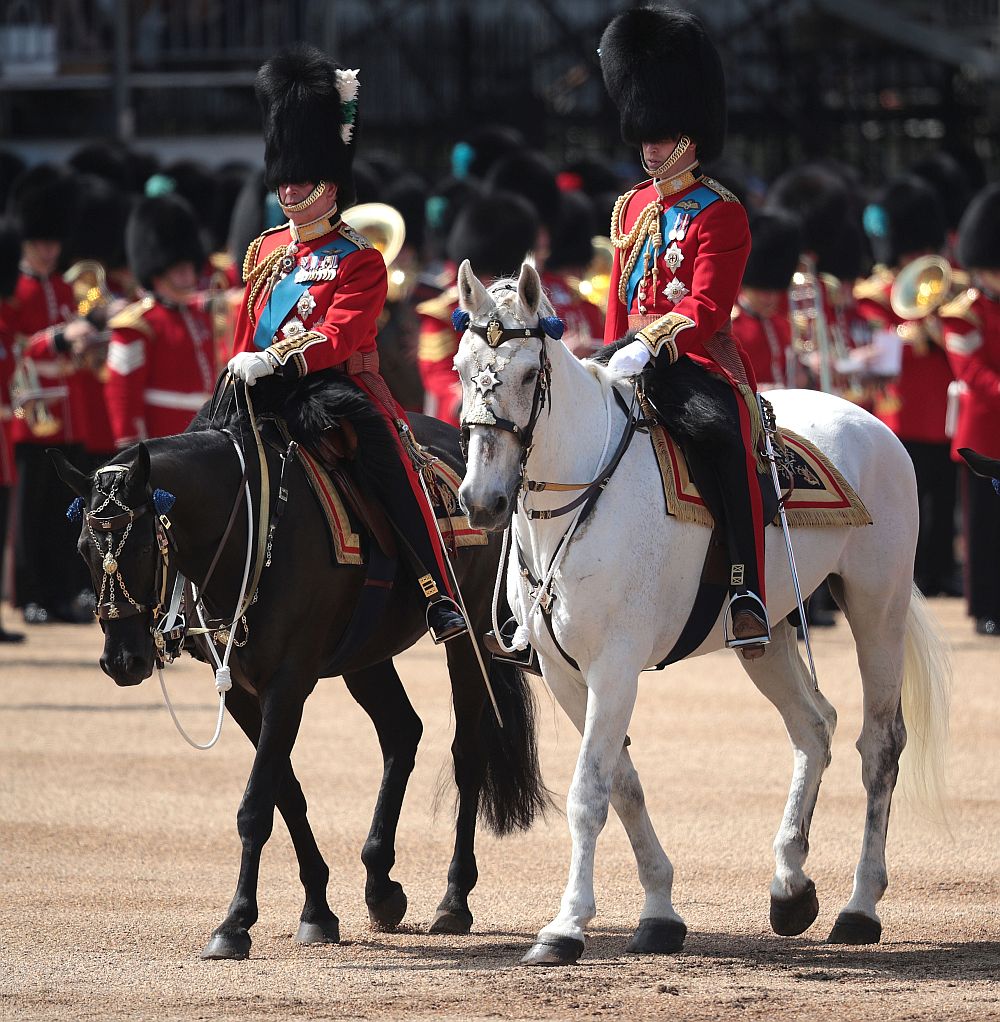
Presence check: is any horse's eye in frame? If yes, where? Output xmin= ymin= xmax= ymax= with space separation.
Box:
xmin=522 ymin=369 xmax=538 ymax=386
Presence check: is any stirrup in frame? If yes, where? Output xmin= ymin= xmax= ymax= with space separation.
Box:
xmin=484 ymin=620 xmax=542 ymax=676
xmin=725 ymin=591 xmax=771 ymax=658
xmin=426 ymin=596 xmax=469 ymax=645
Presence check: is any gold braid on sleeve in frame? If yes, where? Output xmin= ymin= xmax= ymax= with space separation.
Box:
xmin=635 ymin=312 xmax=695 ymax=363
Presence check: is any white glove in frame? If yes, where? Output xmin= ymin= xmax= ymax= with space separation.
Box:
xmin=228 ymin=351 xmax=275 ymax=386
xmin=607 ymin=338 xmax=652 ymax=379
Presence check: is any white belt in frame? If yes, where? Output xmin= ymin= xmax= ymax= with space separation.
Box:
xmin=32 ymin=361 xmax=69 ymax=380
xmin=16 ymin=385 xmax=68 ymax=401
xmin=144 ymin=389 xmax=211 ymax=411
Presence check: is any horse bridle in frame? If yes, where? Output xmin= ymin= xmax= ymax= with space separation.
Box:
xmin=459 ymin=316 xmax=552 ymax=472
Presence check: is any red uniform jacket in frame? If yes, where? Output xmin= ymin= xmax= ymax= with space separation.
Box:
xmin=731 ymin=299 xmax=792 ymax=388
xmin=0 ymin=301 xmax=18 ymax=484
xmin=105 ymin=295 xmax=216 ymax=447
xmin=605 ymin=175 xmax=752 ymax=382
xmin=540 ymin=270 xmax=605 ymax=358
xmin=415 ymin=270 xmax=461 ymax=427
xmin=854 ymin=270 xmax=952 ymax=444
xmin=941 ymin=288 xmax=1000 ymax=461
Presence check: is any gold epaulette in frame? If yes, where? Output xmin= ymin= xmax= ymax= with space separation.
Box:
xmin=338 ymin=220 xmax=372 ymax=251
xmin=241 ymin=223 xmax=287 ymax=283
xmin=939 ymin=287 xmax=981 ymax=325
xmin=209 ymin=251 xmax=234 ymax=272
xmin=702 ymin=176 xmax=740 ymax=203
xmin=108 ymin=296 xmax=156 ymax=337
xmin=415 ymin=285 xmax=459 ymax=322
xmin=852 ymin=267 xmax=894 ymax=306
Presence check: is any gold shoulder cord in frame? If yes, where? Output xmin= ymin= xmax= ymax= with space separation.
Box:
xmin=610 ymin=191 xmax=663 ymax=309
xmin=244 ymin=247 xmax=285 ymax=326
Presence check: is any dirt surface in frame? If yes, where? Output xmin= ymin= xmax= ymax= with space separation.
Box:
xmin=1 ymin=595 xmax=998 ymax=1021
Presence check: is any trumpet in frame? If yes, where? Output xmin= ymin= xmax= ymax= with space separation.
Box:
xmin=10 ymin=354 xmax=63 ymax=439
xmin=788 ymin=256 xmax=835 ymax=394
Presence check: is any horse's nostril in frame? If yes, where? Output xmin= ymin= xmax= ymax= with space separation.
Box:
xmin=493 ymin=493 xmax=508 ymax=516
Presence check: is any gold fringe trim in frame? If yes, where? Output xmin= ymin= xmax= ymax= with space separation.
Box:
xmin=777 ymin=428 xmax=873 ymax=528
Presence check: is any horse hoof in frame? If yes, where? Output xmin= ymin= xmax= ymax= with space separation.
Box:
xmin=428 ymin=907 xmax=473 ymax=935
xmin=625 ymin=917 xmax=687 ymax=955
xmin=828 ymin=911 xmax=882 ymax=945
xmin=770 ymin=880 xmax=820 ymax=936
xmin=520 ymin=937 xmax=585 ymax=967
xmin=200 ymin=929 xmax=251 ymax=960
xmin=368 ymin=885 xmax=408 ymax=931
xmin=295 ymin=915 xmax=341 ymax=945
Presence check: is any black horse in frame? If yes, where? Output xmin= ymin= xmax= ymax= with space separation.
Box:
xmin=52 ymin=373 xmax=546 ymax=960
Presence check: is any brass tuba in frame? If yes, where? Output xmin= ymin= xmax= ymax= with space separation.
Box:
xmin=343 ymin=203 xmax=409 ymax=301
xmin=890 ymin=254 xmax=953 ymax=321
xmin=63 ymin=259 xmax=113 ymax=378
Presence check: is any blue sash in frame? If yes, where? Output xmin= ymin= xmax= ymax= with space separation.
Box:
xmin=252 ymin=234 xmax=360 ymax=350
xmin=626 ymin=184 xmax=720 ymax=313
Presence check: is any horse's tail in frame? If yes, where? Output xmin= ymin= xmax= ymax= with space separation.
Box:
xmin=477 ymin=658 xmax=550 ymax=836
xmin=899 ymin=584 xmax=951 ymax=820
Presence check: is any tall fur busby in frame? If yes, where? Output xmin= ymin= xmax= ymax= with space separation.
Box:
xmin=447 ymin=191 xmax=538 ymax=281
xmin=62 ymin=174 xmax=132 ymax=271
xmin=766 ymin=163 xmax=855 ymax=271
xmin=599 ymin=7 xmax=727 ymax=161
xmin=866 ymin=175 xmax=945 ymax=268
xmin=7 ymin=163 xmax=78 ymax=243
xmin=0 ymin=149 xmax=27 ymax=210
xmin=126 ymin=194 xmax=205 ymax=289
xmin=384 ymin=173 xmax=429 ymax=253
xmin=910 ymin=152 xmax=971 ymax=232
xmin=743 ymin=211 xmax=803 ymax=291
xmin=255 ymin=44 xmax=358 ymax=206
xmin=68 ymin=142 xmax=133 ymax=192
xmin=957 ymin=183 xmax=1000 ymax=271
xmin=0 ymin=216 xmax=21 ymax=300
xmin=485 ymin=151 xmax=561 ymax=231
xmin=548 ymin=190 xmax=597 ymax=273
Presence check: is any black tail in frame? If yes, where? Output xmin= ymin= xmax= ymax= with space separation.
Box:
xmin=477 ymin=656 xmax=550 ymax=836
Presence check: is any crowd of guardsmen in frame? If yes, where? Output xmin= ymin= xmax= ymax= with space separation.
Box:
xmin=1 ymin=130 xmax=999 ymax=641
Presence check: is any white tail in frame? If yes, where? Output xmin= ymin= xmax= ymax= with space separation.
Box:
xmin=899 ymin=584 xmax=952 ymax=820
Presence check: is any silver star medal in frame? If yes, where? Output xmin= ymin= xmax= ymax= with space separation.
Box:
xmin=663 ymin=278 xmax=689 ymax=303
xmin=663 ymin=244 xmax=684 ymax=272
xmin=296 ymin=291 xmax=316 ymax=319
xmin=472 ymin=366 xmax=501 ymax=396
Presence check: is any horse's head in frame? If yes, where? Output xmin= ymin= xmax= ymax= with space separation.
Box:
xmin=52 ymin=444 xmax=171 ymax=686
xmin=454 ymin=259 xmax=559 ymax=531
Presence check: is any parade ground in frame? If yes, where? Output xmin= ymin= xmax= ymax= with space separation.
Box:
xmin=1 ymin=596 xmax=997 ymax=1022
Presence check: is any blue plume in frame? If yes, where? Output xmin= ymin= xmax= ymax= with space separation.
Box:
xmin=451 ymin=308 xmax=470 ymax=332
xmin=153 ymin=488 xmax=176 ymax=515
xmin=539 ymin=316 xmax=565 ymax=340
xmin=66 ymin=497 xmax=84 ymax=523
xmin=992 ymin=478 xmax=1000 ymax=497
xmin=862 ymin=204 xmax=888 ymax=240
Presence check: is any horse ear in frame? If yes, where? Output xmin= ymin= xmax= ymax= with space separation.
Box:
xmin=48 ymin=448 xmax=91 ymax=498
xmin=126 ymin=443 xmax=151 ymax=489
xmin=959 ymin=447 xmax=1000 ymax=481
xmin=457 ymin=259 xmax=491 ymax=316
xmin=517 ymin=261 xmax=542 ymax=317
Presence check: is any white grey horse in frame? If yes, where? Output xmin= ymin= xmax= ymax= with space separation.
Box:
xmin=454 ymin=260 xmax=950 ymax=966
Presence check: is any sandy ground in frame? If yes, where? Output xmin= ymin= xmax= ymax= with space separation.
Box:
xmin=1 ymin=595 xmax=997 ymax=1021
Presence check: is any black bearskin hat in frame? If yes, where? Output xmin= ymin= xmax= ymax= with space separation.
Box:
xmin=8 ymin=163 xmax=78 ymax=243
xmin=0 ymin=149 xmax=27 ymax=210
xmin=456 ymin=125 xmax=525 ymax=181
xmin=548 ymin=190 xmax=597 ymax=273
xmin=867 ymin=175 xmax=945 ymax=268
xmin=766 ymin=164 xmax=849 ymax=267
xmin=126 ymin=194 xmax=205 ymax=289
xmin=909 ymin=152 xmax=971 ymax=233
xmin=485 ymin=151 xmax=561 ymax=230
xmin=62 ymin=174 xmax=132 ymax=271
xmin=957 ymin=183 xmax=1000 ymax=271
xmin=384 ymin=173 xmax=429 ymax=253
xmin=447 ymin=191 xmax=538 ymax=281
xmin=68 ymin=142 xmax=133 ymax=192
xmin=600 ymin=7 xmax=726 ymax=162
xmin=255 ymin=44 xmax=357 ymax=207
xmin=0 ymin=216 xmax=21 ymax=300
xmin=742 ymin=211 xmax=803 ymax=291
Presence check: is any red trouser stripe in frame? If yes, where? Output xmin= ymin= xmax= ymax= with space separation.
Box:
xmin=734 ymin=391 xmax=766 ymax=602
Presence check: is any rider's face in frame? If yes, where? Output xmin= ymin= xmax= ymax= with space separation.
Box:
xmin=641 ymin=139 xmax=679 ymax=168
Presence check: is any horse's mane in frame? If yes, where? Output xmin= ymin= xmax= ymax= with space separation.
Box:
xmin=190 ymin=369 xmax=401 ymax=484
xmin=487 ymin=276 xmax=557 ymax=319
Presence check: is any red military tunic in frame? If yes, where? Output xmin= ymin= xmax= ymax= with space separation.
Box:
xmin=606 ymin=172 xmax=765 ymax=589
xmin=941 ymin=288 xmax=1000 ymax=461
xmin=231 ymin=218 xmax=451 ymax=587
xmin=0 ymin=301 xmax=18 ymax=485
xmin=105 ymin=295 xmax=216 ymax=447
xmin=854 ymin=269 xmax=952 ymax=443
xmin=540 ymin=270 xmax=605 ymax=358
xmin=730 ymin=299 xmax=792 ymax=389
xmin=415 ymin=271 xmax=461 ymax=427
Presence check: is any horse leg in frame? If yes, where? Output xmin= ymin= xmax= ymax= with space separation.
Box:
xmin=344 ymin=660 xmax=422 ymax=932
xmin=826 ymin=576 xmax=909 ymax=944
xmin=426 ymin=637 xmax=486 ymax=936
xmin=525 ymin=660 xmax=685 ymax=962
xmin=522 ymin=656 xmax=640 ymax=966
xmin=222 ymin=684 xmax=340 ymax=946
xmin=738 ymin=618 xmax=836 ymax=936
xmin=201 ymin=676 xmax=307 ymax=960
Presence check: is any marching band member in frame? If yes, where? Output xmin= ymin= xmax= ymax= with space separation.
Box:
xmin=7 ymin=164 xmax=96 ymax=624
xmin=856 ymin=175 xmax=958 ymax=597
xmin=731 ymin=210 xmax=803 ymax=389
xmin=600 ymin=6 xmax=769 ymax=657
xmin=941 ymin=184 xmax=1000 ymax=635
xmin=105 ymin=194 xmax=216 ymax=447
xmin=227 ymin=44 xmax=467 ymax=643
